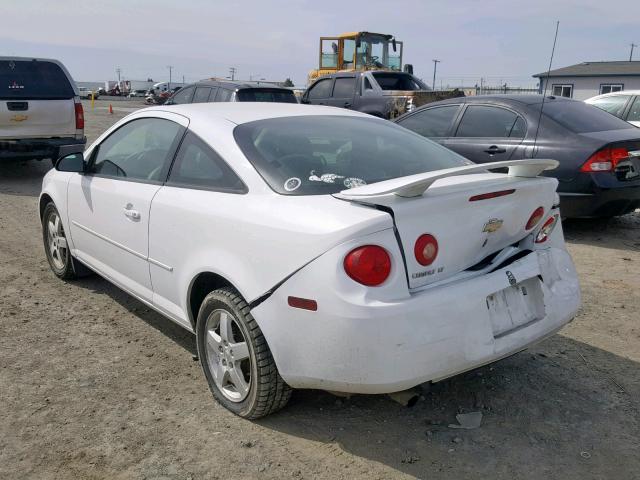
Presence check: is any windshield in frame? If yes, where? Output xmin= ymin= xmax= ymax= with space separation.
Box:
xmin=535 ymin=100 xmax=633 ymax=133
xmin=0 ymin=60 xmax=74 ymax=100
xmin=234 ymin=115 xmax=470 ymax=195
xmin=236 ymin=88 xmax=297 ymax=103
xmin=372 ymin=73 xmax=426 ymax=91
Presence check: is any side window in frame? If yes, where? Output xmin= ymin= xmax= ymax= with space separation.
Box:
xmin=364 ymin=77 xmax=373 ymax=91
xmin=308 ymin=78 xmax=333 ymax=99
xmin=590 ymin=95 xmax=631 ymax=118
xmin=193 ymin=87 xmax=211 ymax=103
xmin=167 ymin=132 xmax=246 ymax=193
xmin=216 ymin=88 xmax=232 ymax=102
xmin=456 ymin=105 xmax=520 ymax=138
xmin=207 ymin=87 xmax=219 ymax=102
xmin=170 ymin=87 xmax=195 ymax=104
xmin=397 ymin=105 xmax=459 ymax=137
xmin=92 ymin=118 xmax=182 ymax=182
xmin=627 ymin=96 xmax=640 ymax=122
xmin=510 ymin=116 xmax=527 ymax=138
xmin=332 ymin=77 xmax=355 ymax=98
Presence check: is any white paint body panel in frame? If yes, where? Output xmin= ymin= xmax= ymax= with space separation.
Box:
xmin=40 ymin=103 xmax=581 ymax=393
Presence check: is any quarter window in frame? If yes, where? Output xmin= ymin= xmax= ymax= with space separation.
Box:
xmin=167 ymin=132 xmax=246 ymax=193
xmin=193 ymin=87 xmax=211 ymax=103
xmin=456 ymin=105 xmax=522 ymax=138
xmin=333 ymin=77 xmax=355 ymax=97
xmin=215 ymin=88 xmax=232 ymax=102
xmin=308 ymin=78 xmax=333 ymax=99
xmin=600 ymin=84 xmax=623 ymax=94
xmin=551 ymin=84 xmax=573 ymax=98
xmin=397 ymin=105 xmax=459 ymax=137
xmin=627 ymin=96 xmax=640 ymax=123
xmin=91 ymin=118 xmax=182 ymax=182
xmin=170 ymin=86 xmax=195 ymax=104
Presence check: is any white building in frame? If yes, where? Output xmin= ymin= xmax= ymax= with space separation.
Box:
xmin=533 ymin=61 xmax=640 ymax=101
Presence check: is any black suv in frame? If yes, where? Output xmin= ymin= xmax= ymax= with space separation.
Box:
xmin=166 ymin=80 xmax=298 ymax=105
xmin=301 ymin=71 xmax=456 ymax=119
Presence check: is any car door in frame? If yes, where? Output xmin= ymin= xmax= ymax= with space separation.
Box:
xmin=327 ymin=76 xmax=356 ymax=109
xmin=148 ymin=131 xmax=248 ymax=326
xmin=394 ymin=104 xmax=462 ymax=145
xmin=443 ymin=104 xmax=526 ymax=163
xmin=303 ymin=77 xmax=334 ymax=106
xmin=67 ymin=113 xmax=186 ymax=302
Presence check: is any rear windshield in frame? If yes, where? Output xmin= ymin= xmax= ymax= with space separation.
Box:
xmin=372 ymin=73 xmax=426 ymax=91
xmin=536 ymin=100 xmax=633 ymax=133
xmin=234 ymin=115 xmax=469 ymax=195
xmin=236 ymin=88 xmax=297 ymax=103
xmin=0 ymin=60 xmax=74 ymax=100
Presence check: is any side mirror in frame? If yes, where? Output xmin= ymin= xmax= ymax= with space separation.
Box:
xmin=404 ymin=64 xmax=414 ymax=75
xmin=56 ymin=152 xmax=86 ymax=173
xmin=392 ymin=38 xmax=397 ymax=52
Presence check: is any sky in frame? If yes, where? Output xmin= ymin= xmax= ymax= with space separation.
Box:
xmin=1 ymin=0 xmax=638 ymax=88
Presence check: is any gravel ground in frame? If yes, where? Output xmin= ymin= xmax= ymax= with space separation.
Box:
xmin=1 ymin=99 xmax=639 ymax=480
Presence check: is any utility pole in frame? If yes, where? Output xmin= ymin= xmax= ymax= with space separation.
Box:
xmin=116 ymin=67 xmax=121 ymax=83
xmin=432 ymin=59 xmax=440 ymax=91
xmin=631 ymin=43 xmax=638 ymax=61
xmin=167 ymin=65 xmax=173 ymax=90
xmin=229 ymin=67 xmax=237 ymax=81
xmin=182 ymin=75 xmax=185 ymax=84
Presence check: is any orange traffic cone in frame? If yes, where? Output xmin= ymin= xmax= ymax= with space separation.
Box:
xmin=109 ymin=104 xmax=113 ymax=114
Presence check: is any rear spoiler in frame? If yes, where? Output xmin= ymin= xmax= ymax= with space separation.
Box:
xmin=336 ymin=159 xmax=559 ymax=199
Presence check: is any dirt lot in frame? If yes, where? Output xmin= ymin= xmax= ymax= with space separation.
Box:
xmin=1 ymin=99 xmax=639 ymax=480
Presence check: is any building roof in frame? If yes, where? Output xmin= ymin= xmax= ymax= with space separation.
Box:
xmin=533 ymin=61 xmax=640 ymax=78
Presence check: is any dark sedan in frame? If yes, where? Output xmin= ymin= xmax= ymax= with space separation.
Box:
xmin=394 ymin=95 xmax=640 ymax=218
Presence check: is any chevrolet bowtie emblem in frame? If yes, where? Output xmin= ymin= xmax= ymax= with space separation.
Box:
xmin=10 ymin=114 xmax=28 ymax=122
xmin=482 ymin=218 xmax=503 ymax=233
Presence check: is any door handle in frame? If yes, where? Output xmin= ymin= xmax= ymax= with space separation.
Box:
xmin=484 ymin=145 xmax=507 ymax=154
xmin=123 ymin=204 xmax=141 ymax=221
xmin=344 ymin=102 xmax=351 ymax=108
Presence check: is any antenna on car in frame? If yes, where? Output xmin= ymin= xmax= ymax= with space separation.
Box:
xmin=532 ymin=21 xmax=560 ymax=158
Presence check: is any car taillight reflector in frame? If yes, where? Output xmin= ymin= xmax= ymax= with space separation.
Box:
xmin=343 ymin=245 xmax=391 ymax=287
xmin=74 ymin=102 xmax=84 ymax=130
xmin=287 ymin=296 xmax=318 ymax=311
xmin=414 ymin=234 xmax=438 ymax=266
xmin=535 ymin=215 xmax=559 ymax=243
xmin=580 ymin=147 xmax=629 ymax=172
xmin=525 ymin=207 xmax=545 ymax=230
xmin=469 ymin=189 xmax=516 ymax=201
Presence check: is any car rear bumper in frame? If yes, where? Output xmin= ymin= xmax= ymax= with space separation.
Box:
xmin=252 ymin=247 xmax=580 ymax=394
xmin=0 ymin=136 xmax=86 ymax=160
xmin=559 ymin=186 xmax=640 ymax=217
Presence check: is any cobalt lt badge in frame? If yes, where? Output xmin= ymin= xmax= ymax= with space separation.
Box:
xmin=482 ymin=218 xmax=503 ymax=233
xmin=506 ymin=270 xmax=517 ymax=286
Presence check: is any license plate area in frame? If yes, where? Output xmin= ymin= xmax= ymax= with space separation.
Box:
xmin=486 ymin=277 xmax=545 ymax=338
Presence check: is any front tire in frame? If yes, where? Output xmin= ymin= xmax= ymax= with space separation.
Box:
xmin=196 ymin=287 xmax=291 ymax=419
xmin=42 ymin=203 xmax=76 ymax=280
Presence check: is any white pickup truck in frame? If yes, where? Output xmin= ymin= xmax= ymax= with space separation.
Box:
xmin=0 ymin=57 xmax=86 ymax=164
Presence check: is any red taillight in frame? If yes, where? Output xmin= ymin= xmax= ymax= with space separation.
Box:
xmin=287 ymin=296 xmax=318 ymax=311
xmin=469 ymin=189 xmax=515 ymax=202
xmin=580 ymin=147 xmax=628 ymax=172
xmin=74 ymin=102 xmax=84 ymax=130
xmin=343 ymin=245 xmax=391 ymax=287
xmin=526 ymin=207 xmax=545 ymax=230
xmin=414 ymin=234 xmax=438 ymax=266
xmin=535 ymin=215 xmax=559 ymax=243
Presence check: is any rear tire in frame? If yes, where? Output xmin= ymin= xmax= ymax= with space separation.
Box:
xmin=196 ymin=287 xmax=291 ymax=419
xmin=42 ymin=202 xmax=76 ymax=280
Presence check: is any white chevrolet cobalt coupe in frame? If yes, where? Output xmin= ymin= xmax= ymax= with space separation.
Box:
xmin=40 ymin=103 xmax=581 ymax=418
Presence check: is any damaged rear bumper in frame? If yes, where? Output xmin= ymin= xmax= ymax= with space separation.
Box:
xmin=251 ymin=246 xmax=580 ymax=394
